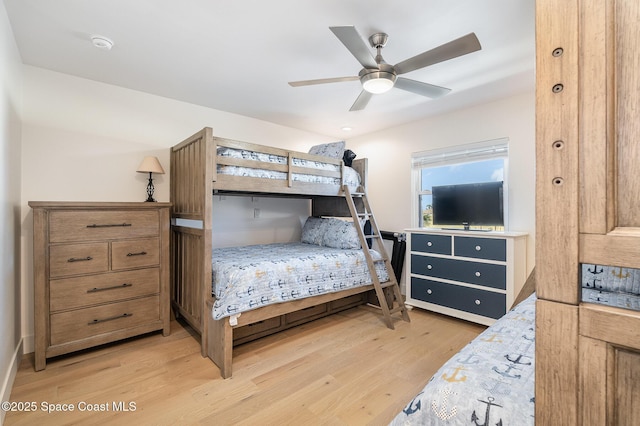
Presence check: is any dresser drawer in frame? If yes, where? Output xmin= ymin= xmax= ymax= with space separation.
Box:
xmin=112 ymin=238 xmax=159 ymax=270
xmin=50 ymin=295 xmax=160 ymax=346
xmin=454 ymin=236 xmax=506 ymax=261
xmin=411 ymin=254 xmax=506 ymax=290
xmin=50 ymin=268 xmax=160 ymax=312
xmin=411 ymin=233 xmax=452 ymax=255
xmin=50 ymin=243 xmax=109 ymax=278
xmin=49 ymin=210 xmax=159 ymax=243
xmin=411 ymin=277 xmax=506 ymax=319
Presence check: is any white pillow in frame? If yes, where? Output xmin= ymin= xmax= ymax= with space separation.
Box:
xmin=308 ymin=141 xmax=346 ymax=159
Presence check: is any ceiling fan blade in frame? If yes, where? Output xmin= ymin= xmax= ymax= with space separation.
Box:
xmin=394 ymin=77 xmax=451 ymax=99
xmin=349 ymin=90 xmax=373 ymax=111
xmin=394 ymin=33 xmax=481 ymax=75
xmin=288 ymin=76 xmax=359 ymax=87
xmin=330 ymin=26 xmax=378 ymax=69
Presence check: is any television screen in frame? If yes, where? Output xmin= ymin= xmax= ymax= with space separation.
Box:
xmin=432 ymin=181 xmax=504 ymax=228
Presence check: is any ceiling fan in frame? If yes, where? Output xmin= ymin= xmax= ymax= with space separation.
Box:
xmin=288 ymin=26 xmax=482 ymax=111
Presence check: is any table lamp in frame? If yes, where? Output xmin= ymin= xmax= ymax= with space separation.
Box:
xmin=136 ymin=156 xmax=165 ymax=202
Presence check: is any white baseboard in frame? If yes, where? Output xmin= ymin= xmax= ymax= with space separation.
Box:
xmin=23 ymin=334 xmax=33 ymax=355
xmin=1 ymin=338 xmax=23 ymax=426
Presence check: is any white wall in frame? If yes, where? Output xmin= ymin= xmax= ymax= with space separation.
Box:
xmin=347 ymin=91 xmax=535 ymax=274
xmin=212 ymin=195 xmax=311 ymax=249
xmin=0 ymin=1 xmax=23 ymax=421
xmin=19 ymin=66 xmax=337 ymax=353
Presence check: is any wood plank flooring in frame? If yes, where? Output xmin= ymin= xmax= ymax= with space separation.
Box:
xmin=5 ymin=306 xmax=484 ymax=426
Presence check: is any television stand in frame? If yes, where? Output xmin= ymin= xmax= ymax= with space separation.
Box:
xmin=440 ymin=227 xmax=492 ymax=232
xmin=405 ymin=228 xmax=528 ymax=326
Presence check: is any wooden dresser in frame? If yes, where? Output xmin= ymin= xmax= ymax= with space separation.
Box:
xmin=29 ymin=202 xmax=171 ymax=371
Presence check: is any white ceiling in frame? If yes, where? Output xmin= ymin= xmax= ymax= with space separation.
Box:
xmin=4 ymin=0 xmax=535 ymax=138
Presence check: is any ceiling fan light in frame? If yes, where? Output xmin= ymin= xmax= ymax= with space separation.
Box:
xmin=361 ymin=71 xmax=396 ymax=94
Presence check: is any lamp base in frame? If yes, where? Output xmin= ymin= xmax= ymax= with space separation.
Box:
xmin=145 ymin=173 xmax=156 ymax=202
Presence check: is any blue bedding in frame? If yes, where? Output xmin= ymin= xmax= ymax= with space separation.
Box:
xmin=390 ymin=293 xmax=536 ymax=426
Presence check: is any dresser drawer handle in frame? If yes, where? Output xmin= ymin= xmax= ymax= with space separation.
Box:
xmin=126 ymin=251 xmax=147 ymax=257
xmin=475 ymin=245 xmax=482 ymax=251
xmin=427 ymin=289 xmax=433 ymax=295
xmin=427 ymin=241 xmax=433 ymax=247
xmin=475 ymin=271 xmax=481 ymax=277
xmin=475 ymin=299 xmax=481 ymax=305
xmin=67 ymin=256 xmax=93 ymax=263
xmin=87 ymin=283 xmax=133 ymax=293
xmin=88 ymin=313 xmax=133 ymax=325
xmin=87 ymin=223 xmax=132 ymax=228
xmin=427 ymin=265 xmax=433 ymax=270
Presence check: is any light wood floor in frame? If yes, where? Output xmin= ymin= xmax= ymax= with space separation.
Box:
xmin=5 ymin=306 xmax=484 ymax=426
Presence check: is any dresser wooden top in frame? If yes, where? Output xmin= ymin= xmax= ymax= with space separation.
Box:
xmin=29 ymin=201 xmax=172 ymax=209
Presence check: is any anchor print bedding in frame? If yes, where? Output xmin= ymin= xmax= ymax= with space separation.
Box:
xmin=390 ymin=293 xmax=536 ymax=426
xmin=216 ymin=146 xmax=361 ymax=190
xmin=211 ymin=242 xmax=388 ymax=320
xmin=582 ymin=263 xmax=640 ymax=311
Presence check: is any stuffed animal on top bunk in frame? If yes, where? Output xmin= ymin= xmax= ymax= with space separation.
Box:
xmin=343 ymin=149 xmax=357 ymax=167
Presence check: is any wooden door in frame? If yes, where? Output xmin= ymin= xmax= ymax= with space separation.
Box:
xmin=536 ymin=0 xmax=640 ymax=424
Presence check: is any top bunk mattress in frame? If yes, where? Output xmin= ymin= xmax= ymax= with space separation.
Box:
xmin=216 ymin=146 xmax=361 ymax=189
xmin=211 ymin=242 xmax=388 ymax=320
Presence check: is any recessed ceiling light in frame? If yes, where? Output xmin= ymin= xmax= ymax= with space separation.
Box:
xmin=91 ymin=35 xmax=114 ymax=50
xmin=341 ymin=126 xmax=352 ymax=132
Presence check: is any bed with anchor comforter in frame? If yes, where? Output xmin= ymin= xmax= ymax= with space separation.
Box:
xmin=390 ymin=293 xmax=536 ymax=426
xmin=211 ymin=242 xmax=388 ymax=321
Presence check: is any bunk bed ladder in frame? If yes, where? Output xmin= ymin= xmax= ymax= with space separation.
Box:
xmin=343 ymin=185 xmax=410 ymax=329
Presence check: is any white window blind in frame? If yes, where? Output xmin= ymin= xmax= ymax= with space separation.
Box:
xmin=411 ymin=137 xmax=509 ymax=169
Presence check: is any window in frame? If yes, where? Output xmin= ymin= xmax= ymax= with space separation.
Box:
xmin=412 ymin=138 xmax=509 ymax=229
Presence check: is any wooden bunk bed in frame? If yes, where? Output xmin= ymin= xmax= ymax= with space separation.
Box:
xmin=170 ymin=127 xmax=408 ymax=378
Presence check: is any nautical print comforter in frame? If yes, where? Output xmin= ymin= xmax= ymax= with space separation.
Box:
xmin=216 ymin=146 xmax=361 ymax=189
xmin=582 ymin=263 xmax=640 ymax=311
xmin=390 ymin=293 xmax=536 ymax=426
xmin=211 ymin=242 xmax=388 ymax=320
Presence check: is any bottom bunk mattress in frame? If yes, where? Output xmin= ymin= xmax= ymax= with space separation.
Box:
xmin=390 ymin=293 xmax=536 ymax=426
xmin=211 ymin=242 xmax=389 ymax=320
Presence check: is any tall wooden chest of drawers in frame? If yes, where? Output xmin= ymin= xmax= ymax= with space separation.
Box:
xmin=406 ymin=228 xmax=528 ymax=326
xmin=29 ymin=202 xmax=171 ymax=371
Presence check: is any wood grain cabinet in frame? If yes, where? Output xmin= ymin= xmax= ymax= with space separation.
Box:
xmin=406 ymin=228 xmax=527 ymax=326
xmin=29 ymin=202 xmax=171 ymax=371
xmin=535 ymin=0 xmax=640 ymax=423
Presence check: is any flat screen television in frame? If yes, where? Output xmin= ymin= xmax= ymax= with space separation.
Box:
xmin=432 ymin=181 xmax=504 ymax=229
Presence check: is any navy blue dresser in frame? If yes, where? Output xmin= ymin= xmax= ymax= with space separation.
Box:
xmin=406 ymin=229 xmax=528 ymax=325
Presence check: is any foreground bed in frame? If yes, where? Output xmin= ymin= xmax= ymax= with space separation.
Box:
xmin=390 ymin=292 xmax=536 ymax=425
